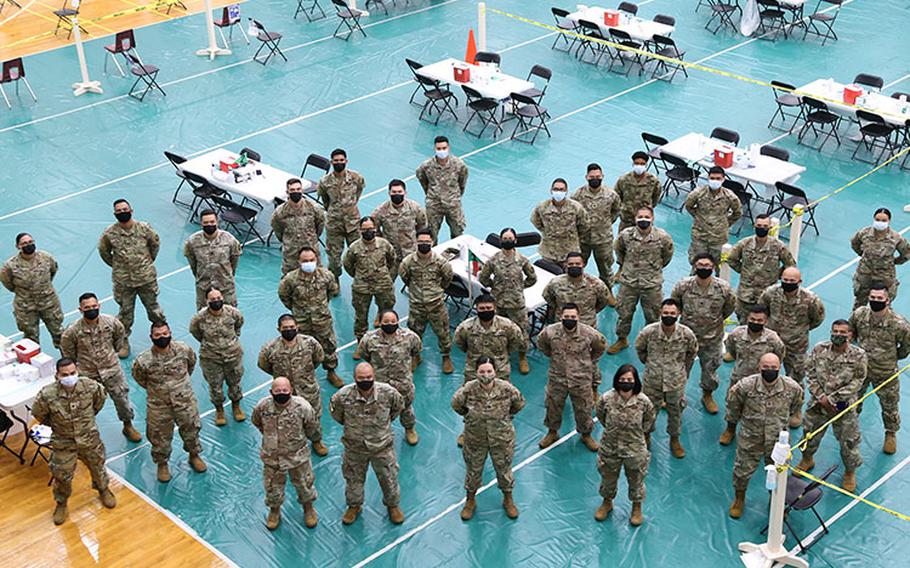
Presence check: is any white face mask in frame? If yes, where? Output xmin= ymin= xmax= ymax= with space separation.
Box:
xmin=873 ymin=220 xmax=889 ymax=231
xmin=632 ymin=164 xmax=647 ymax=175
xmin=300 ymin=261 xmax=317 ymax=273
xmin=435 ymin=149 xmax=449 ymax=159
xmin=551 ymin=190 xmax=567 ymax=202
xmin=59 ymin=375 xmax=79 ymax=388
xmin=708 ymin=179 xmax=723 ymax=190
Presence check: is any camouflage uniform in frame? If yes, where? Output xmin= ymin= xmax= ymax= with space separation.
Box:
xmin=251 ymin=395 xmax=320 ymax=508
xmin=726 ymin=374 xmax=803 ymax=491
xmin=671 ymin=276 xmax=735 ymax=393
xmin=1 ymin=250 xmax=64 ymax=347
xmin=132 ymin=341 xmax=202 ymax=464
xmin=343 ymin=236 xmax=397 ymax=340
xmin=451 ymin=379 xmax=526 ymax=492
xmin=849 ymin=306 xmax=910 ymax=433
xmin=32 ymin=378 xmax=109 ymax=504
xmin=684 ymin=185 xmax=742 ymax=266
xmin=614 ymin=227 xmax=674 ymax=339
xmin=258 ymin=334 xmax=326 ymax=442
xmin=530 ymin=198 xmax=588 ymax=266
xmin=358 ymin=328 xmax=423 ymax=428
xmin=183 ymin=229 xmax=242 ymax=310
xmin=270 ymin=197 xmax=326 ymax=276
xmin=415 ymin=155 xmax=469 ymax=240
xmin=727 ymin=236 xmax=795 ymax=322
xmin=189 ymin=305 xmax=244 ymax=407
xmin=316 ymin=169 xmax=365 ymax=277
xmin=636 ymin=322 xmax=698 ymax=436
xmin=758 ymin=284 xmax=826 ymax=385
xmin=542 ymin=273 xmax=610 ymax=328
xmin=330 ymin=383 xmax=405 ymax=508
xmin=538 ymin=322 xmax=606 ymax=435
xmin=478 ymin=250 xmax=537 ymax=342
xmin=801 ymin=341 xmax=867 ymax=470
xmin=60 ymin=315 xmax=133 ymax=422
xmin=614 ymin=171 xmax=662 ymax=231
xmin=596 ymin=390 xmax=656 ymax=502
xmin=454 ymin=315 xmax=527 ymax=383
xmin=98 ymin=221 xmax=165 ymax=337
xmin=278 ymin=266 xmax=340 ymax=371
xmin=372 ymin=198 xmax=428 ymax=278
xmin=572 ymin=184 xmax=621 ymax=286
xmin=851 ymin=227 xmax=910 ymax=309
xmin=724 ymin=326 xmax=786 ymax=388
xmin=399 ymin=251 xmax=453 ymax=354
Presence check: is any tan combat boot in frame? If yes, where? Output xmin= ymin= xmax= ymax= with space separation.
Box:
xmin=411 ymin=353 xmax=422 ymax=372
xmin=342 ymin=506 xmax=361 ymax=525
xmin=788 ymin=410 xmax=803 ymax=429
xmin=630 ymin=502 xmax=644 ymax=526
xmin=441 ymin=355 xmax=454 ymax=375
xmin=729 ymin=489 xmax=746 ymax=519
xmin=594 ymin=499 xmax=613 ymax=521
xmin=502 ymin=492 xmax=519 ymax=519
xmin=312 ymin=440 xmax=329 ymax=457
xmin=118 ymin=340 xmax=130 ymax=359
xmin=388 ymin=506 xmax=405 ymax=525
xmin=232 ymin=402 xmax=246 ymax=422
xmin=518 ymin=354 xmax=530 ymax=375
xmin=842 ymin=470 xmax=857 ymax=493
xmin=461 ymin=492 xmax=477 ymax=521
xmin=122 ymin=422 xmax=142 ymax=442
xmin=99 ymin=488 xmax=117 ymax=509
xmin=723 ymin=351 xmax=734 ymax=363
xmin=605 ymin=288 xmax=617 ymax=308
xmin=352 ymin=346 xmax=362 ymax=360
xmin=326 ymin=369 xmax=344 ymax=389
xmin=457 ymin=433 xmax=464 ymax=447
xmin=606 ymin=337 xmax=629 ymax=355
xmin=405 ymin=428 xmax=419 ymax=446
xmin=796 ymin=453 xmax=815 ymax=472
xmin=884 ymin=431 xmax=897 ymax=454
xmin=303 ymin=502 xmax=318 ymax=528
xmin=581 ymin=434 xmax=599 ymax=452
xmin=538 ymin=430 xmax=559 ymax=449
xmin=670 ymin=436 xmax=686 ymax=458
xmin=266 ymin=507 xmax=281 ymax=530
xmin=189 ymin=454 xmax=207 ymax=473
xmin=719 ymin=424 xmax=736 ymax=446
xmin=702 ymin=390 xmax=718 ymax=414
xmin=53 ymin=502 xmax=68 ymax=525
xmin=214 ymin=406 xmax=227 ymax=427
xmin=157 ymin=463 xmax=171 ymax=483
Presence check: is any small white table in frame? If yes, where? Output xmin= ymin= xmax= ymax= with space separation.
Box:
xmin=180 ymin=148 xmax=305 ymax=206
xmin=0 ymin=376 xmax=54 ymax=463
xmin=417 ymin=58 xmax=535 ymax=101
xmin=567 ymin=6 xmax=675 ymax=42
xmin=798 ymin=79 xmax=910 ymax=126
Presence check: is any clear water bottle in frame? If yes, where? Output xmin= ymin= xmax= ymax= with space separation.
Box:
xmin=765 ymin=465 xmax=777 ymax=491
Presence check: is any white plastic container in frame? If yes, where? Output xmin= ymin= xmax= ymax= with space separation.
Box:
xmin=29 ymin=353 xmax=55 ymax=378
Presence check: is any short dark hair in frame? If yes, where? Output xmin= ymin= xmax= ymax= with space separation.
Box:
xmin=113 ymin=198 xmax=130 ymax=208
xmin=613 ymin=364 xmax=642 ymax=395
xmin=870 ymin=282 xmax=889 ymax=293
xmin=586 ymin=163 xmax=602 ymax=173
xmin=748 ymin=305 xmax=769 ymax=317
xmin=755 ymin=213 xmax=770 ymax=221
xmin=875 ymin=207 xmax=892 ymax=220
xmin=693 ymin=252 xmax=716 ymax=266
xmin=434 ymin=135 xmax=449 ymax=145
xmin=199 ymin=209 xmax=217 ymax=220
xmin=832 ymin=318 xmax=852 ymax=331
xmin=286 ymin=178 xmax=303 ymax=189
xmin=378 ymin=308 xmax=399 ymax=321
xmin=78 ymin=292 xmax=98 ymax=304
xmin=297 ymin=245 xmax=316 ymax=257
xmin=499 ymin=227 xmax=517 ymax=239
xmin=330 ymin=148 xmax=347 ymax=159
xmin=561 ymin=302 xmax=579 ymax=314
xmin=475 ymin=355 xmax=493 ymax=370
xmin=359 ymin=216 xmax=375 ymax=228
xmin=278 ymin=313 xmax=297 ymax=327
xmin=205 ymin=285 xmax=221 ymax=298
xmin=708 ymin=166 xmax=725 ymax=176
xmin=551 ymin=177 xmax=568 ymax=189
xmin=565 ymin=251 xmax=584 ymax=263
xmin=56 ymin=357 xmax=76 ymax=372
xmin=389 ymin=179 xmax=406 ymax=191
xmin=631 ymin=151 xmax=649 ymax=162
xmin=150 ymin=321 xmax=170 ymax=333
xmin=15 ymin=233 xmax=31 ymax=246
xmin=416 ymin=228 xmax=433 ymax=240
xmin=661 ymin=298 xmax=680 ymax=309
xmin=474 ymin=293 xmax=496 ymax=307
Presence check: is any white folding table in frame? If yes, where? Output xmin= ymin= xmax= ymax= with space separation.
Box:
xmin=798 ymin=79 xmax=910 ymax=126
xmin=566 ymin=6 xmax=675 ymax=42
xmin=0 ymin=376 xmax=54 ymax=464
xmin=180 ymin=148 xmax=305 ymax=205
xmin=417 ymin=58 xmax=535 ymax=101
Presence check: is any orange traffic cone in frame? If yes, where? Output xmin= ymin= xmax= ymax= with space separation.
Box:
xmin=465 ymin=29 xmax=477 ymax=65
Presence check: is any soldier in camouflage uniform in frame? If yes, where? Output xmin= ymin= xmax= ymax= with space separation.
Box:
xmin=796 ymin=320 xmax=866 ymax=492
xmin=635 ymin=298 xmax=697 ymax=459
xmin=278 ymin=246 xmax=343 ymax=388
xmin=614 ymin=151 xmax=662 ymax=232
xmin=132 ymin=322 xmax=206 ymax=483
xmin=330 ymin=362 xmax=406 ymax=525
xmin=258 ymin=314 xmax=329 ymax=457
xmin=271 ymin=178 xmax=327 ymax=276
xmin=415 ymin=136 xmax=469 ymax=241
xmin=537 ymin=303 xmax=606 ymax=453
xmin=727 ymin=353 xmax=803 ymax=519
xmin=372 ymin=179 xmax=428 ymax=280
xmin=610 ymin=206 xmax=674 ymax=354
xmin=758 ymin=266 xmax=825 ymax=427
xmin=252 ymin=376 xmax=321 ymax=530
xmin=399 ymin=228 xmax=454 ymax=373
xmin=849 ymin=284 xmax=910 ymax=454
xmin=478 ymin=228 xmax=537 ymax=374
xmin=359 ymin=309 xmax=423 ymax=445
xmin=671 ymin=253 xmax=736 ymax=415
xmin=98 ymin=199 xmax=166 ymax=357
xmin=683 ymin=166 xmax=741 ymax=269
xmin=530 ymin=178 xmax=588 ymax=268
xmin=572 ymin=163 xmax=620 ymax=295
xmin=452 ymin=357 xmax=526 ymax=521
xmin=726 ymin=214 xmax=796 ymax=323
xmin=454 ymin=294 xmax=527 ymax=385
xmin=32 ymin=359 xmax=117 ymax=525
xmin=542 ymin=252 xmax=611 ymax=327
xmin=188 ymin=287 xmax=245 ymax=425
xmin=60 ymin=292 xmax=141 ymax=442
xmin=317 ymin=149 xmax=365 ymax=278
xmin=594 ymin=364 xmax=656 ymax=526
xmin=343 ymin=217 xmax=397 ymax=345
xmin=184 ymin=210 xmax=242 ymax=310
xmin=850 ymin=208 xmax=910 ymax=309
xmin=719 ymin=305 xmax=786 ymax=445
xmin=1 ymin=233 xmax=64 ymax=347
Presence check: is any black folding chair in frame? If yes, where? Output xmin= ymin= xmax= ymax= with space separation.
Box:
xmin=295 ymin=0 xmax=326 ymax=21
xmin=748 ymin=145 xmax=790 ymax=210
xmin=300 ymin=153 xmax=330 ymax=203
xmin=705 ymin=0 xmax=741 ymax=35
xmin=551 ymin=7 xmax=579 ymax=52
xmin=444 ymin=274 xmax=473 ymax=315
xmin=28 ymin=426 xmax=51 ymax=467
xmin=711 ymin=126 xmax=740 ymax=146
xmin=653 ymin=14 xmax=676 ymax=27
xmin=212 ymin=194 xmax=266 ymax=246
xmin=155 ymin=0 xmax=187 ymax=15
xmin=0 ymin=0 xmax=24 ymax=15
xmin=415 ymin=74 xmax=458 ymax=125
xmin=250 ymin=19 xmax=287 ymax=65
xmin=405 ymin=58 xmax=426 ymax=105
xmin=851 ymin=110 xmax=897 ymax=165
xmin=215 ymin=5 xmax=250 ymax=46
xmin=659 ymin=152 xmax=699 ymax=210
xmin=797 ymin=96 xmax=842 ymax=150
xmin=164 ymin=151 xmax=191 ymax=206
xmin=534 ymin=257 xmax=564 ymax=275
xmin=332 ymin=0 xmax=367 ymax=40
xmin=757 ymin=0 xmax=788 ymax=40
xmin=184 ymin=170 xmax=224 ymax=222
xmin=0 ymin=58 xmax=37 ymax=109
xmin=853 ymin=73 xmax=884 ymax=92
xmin=474 ymin=51 xmax=501 ymax=66
xmin=126 ymin=53 xmax=165 ymax=101
xmin=761 ymin=465 xmax=838 ymax=552
xmin=576 ymin=19 xmax=609 ymax=65
xmin=768 ymin=182 xmax=819 ymax=236
xmin=650 ymin=35 xmax=687 ymax=82
xmin=521 ymin=65 xmax=552 ymax=103
xmin=802 ymin=0 xmax=841 ymax=45
xmin=509 ymin=92 xmax=551 ymax=144
xmin=725 ymin=179 xmax=752 ymax=236
xmin=364 ymin=0 xmax=390 ymax=15
xmin=240 ymin=147 xmax=261 ymax=162
xmin=103 ymin=29 xmax=139 ymax=77
xmin=768 ymin=80 xmax=803 ymax=132
xmin=641 ymin=132 xmax=668 ymax=175
xmin=607 ymin=28 xmax=644 ymax=76
xmin=53 ymin=0 xmax=86 ymax=39
xmin=462 ymin=85 xmax=502 ymax=138
xmin=617 ymin=1 xmax=638 ymax=15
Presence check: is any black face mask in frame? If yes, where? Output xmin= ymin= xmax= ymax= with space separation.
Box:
xmin=115 ymin=211 xmax=132 ymax=223
xmin=869 ymin=300 xmax=888 ymax=312
xmin=390 ymin=194 xmax=405 ymax=205
xmin=209 ymin=300 xmax=224 ymax=311
xmin=747 ymin=322 xmax=764 ymax=334
xmin=477 ymin=310 xmax=495 ymax=322
xmin=501 ymin=240 xmax=516 ymax=250
xmin=152 ymin=336 xmax=171 ymax=348
xmin=755 ymin=227 xmax=770 ymax=238
xmin=567 ymin=266 xmax=583 ymax=278
xmin=695 ymin=267 xmax=713 ymax=279
xmin=562 ymin=318 xmax=578 ymax=330
xmin=417 ymin=243 xmax=432 ymax=254
xmin=381 ymin=323 xmax=398 ymax=335
xmin=661 ymin=315 xmax=677 ymax=326
xmin=761 ymin=369 xmax=779 ymax=383
xmin=361 ymin=229 xmax=375 ymax=241
xmin=356 ymin=380 xmax=374 ymax=391
xmin=616 ymin=382 xmax=635 ymax=392
xmin=202 ymin=225 xmax=217 ymax=235
xmin=636 ymin=219 xmax=651 ymax=230
xmin=272 ymin=392 xmax=291 ymax=405
xmin=588 ymin=178 xmax=603 ymax=189
xmin=288 ymin=192 xmax=303 ymax=203
xmin=83 ymin=308 xmax=100 ymax=321
xmin=281 ymin=329 xmax=298 ymax=341
xmin=21 ymin=243 xmax=36 ymax=255
xmin=332 ymin=163 xmax=345 ymax=173
xmin=781 ymin=281 xmax=799 ymax=293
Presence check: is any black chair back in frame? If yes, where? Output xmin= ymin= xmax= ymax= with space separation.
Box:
xmin=113 ymin=30 xmax=137 ymax=53
xmin=651 ymin=34 xmax=676 ymax=51
xmin=760 ymin=144 xmax=790 ymax=161
xmin=853 ymin=73 xmax=883 ymax=90
xmin=405 ymin=58 xmax=423 ymax=75
xmin=485 ymin=233 xmax=501 ymax=247
xmin=891 ymin=91 xmax=910 ymax=100
xmin=164 ymin=150 xmax=187 ymax=167
xmin=510 ymin=92 xmax=537 ymax=106
xmin=529 ymin=64 xmax=552 ymax=82
xmin=552 ymin=7 xmax=571 ymax=18
xmin=332 ymin=0 xmax=349 ymax=8
xmin=654 ymin=14 xmax=675 ymax=26
xmin=516 ymin=231 xmax=541 ymax=247
xmin=240 ymin=147 xmax=261 ymax=162
xmin=304 ymin=153 xmax=330 ymax=174
xmin=579 ymin=19 xmax=604 ymax=39
xmin=184 ymin=170 xmax=210 ymax=189
xmin=856 ymin=109 xmax=886 ymax=125
xmin=776 ymin=181 xmax=808 ymax=201
xmin=661 ymin=152 xmax=688 ymax=169
xmin=461 ymin=84 xmax=484 ymax=102
xmin=1 ymin=58 xmax=26 ymax=83
xmin=475 ymin=51 xmax=501 ymax=65
xmin=802 ymin=96 xmax=828 ymax=111
xmin=534 ymin=258 xmax=564 ymax=275
xmin=609 ymin=28 xmax=634 ymax=44
xmin=618 ymin=1 xmax=638 ymax=15
xmin=710 ymin=127 xmax=740 ymax=145
xmin=642 ymin=132 xmax=668 ymax=147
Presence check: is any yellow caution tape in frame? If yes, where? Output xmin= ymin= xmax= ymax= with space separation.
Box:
xmin=789 ymin=465 xmax=910 ymax=522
